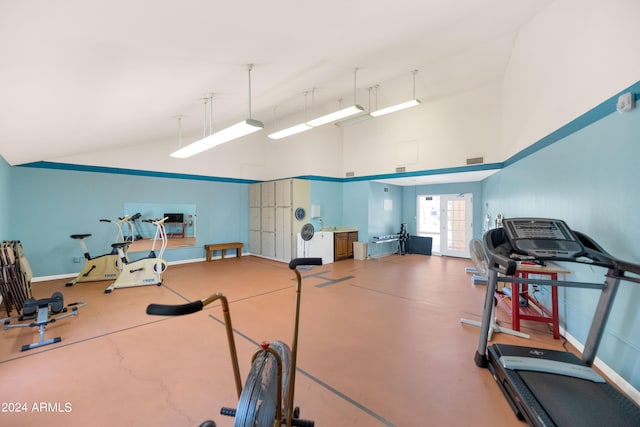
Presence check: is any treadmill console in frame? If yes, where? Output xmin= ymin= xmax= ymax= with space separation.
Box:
xmin=502 ymin=218 xmax=584 ymax=259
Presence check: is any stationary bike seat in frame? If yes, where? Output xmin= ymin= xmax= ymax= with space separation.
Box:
xmin=111 ymin=242 xmax=130 ymax=249
xmin=70 ymin=234 xmax=92 ymax=239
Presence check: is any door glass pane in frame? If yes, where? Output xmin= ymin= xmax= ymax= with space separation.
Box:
xmin=447 ymin=199 xmax=467 ymax=251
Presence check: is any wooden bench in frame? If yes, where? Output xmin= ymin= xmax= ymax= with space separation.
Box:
xmin=204 ymin=242 xmax=243 ymax=262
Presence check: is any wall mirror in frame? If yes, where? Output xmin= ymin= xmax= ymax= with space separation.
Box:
xmin=123 ymin=202 xmax=196 ymax=252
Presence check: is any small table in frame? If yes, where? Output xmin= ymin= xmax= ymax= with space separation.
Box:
xmin=165 ymin=222 xmax=185 ymax=238
xmin=496 ymin=263 xmax=570 ymax=339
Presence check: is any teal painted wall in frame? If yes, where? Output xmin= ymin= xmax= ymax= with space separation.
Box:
xmin=308 ymin=181 xmax=343 ymax=231
xmin=6 ymin=166 xmax=248 ymax=277
xmin=482 ymin=102 xmax=640 ymax=391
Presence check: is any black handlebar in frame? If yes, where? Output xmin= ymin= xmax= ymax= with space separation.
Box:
xmin=288 ymin=258 xmax=322 ymax=269
xmin=147 ymin=300 xmax=204 ymax=316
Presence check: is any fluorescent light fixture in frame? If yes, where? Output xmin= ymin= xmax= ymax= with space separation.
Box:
xmin=170 ymin=140 xmax=212 ymax=158
xmin=307 ymin=104 xmax=364 ymax=127
xmin=171 ymin=64 xmax=263 ymax=159
xmin=335 ymin=113 xmax=372 ymax=127
xmin=170 ymin=119 xmax=263 ymax=158
xmin=268 ymin=123 xmax=312 ymax=139
xmin=370 ymin=99 xmax=421 ymax=117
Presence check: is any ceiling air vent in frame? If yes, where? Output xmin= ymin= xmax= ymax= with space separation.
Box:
xmin=396 ymin=166 xmax=406 ymax=173
xmin=466 ymin=157 xmax=484 ymax=165
xmin=345 ymin=171 xmax=355 ymax=177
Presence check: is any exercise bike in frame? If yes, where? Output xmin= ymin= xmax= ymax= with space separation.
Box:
xmin=66 ymin=215 xmax=133 ymax=286
xmin=2 ymin=291 xmax=86 ymax=351
xmin=146 ymin=257 xmax=322 ymax=427
xmin=104 ymin=217 xmax=168 ymax=294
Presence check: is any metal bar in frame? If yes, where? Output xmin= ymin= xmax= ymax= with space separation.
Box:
xmin=582 ymin=271 xmax=621 ymax=365
xmin=475 ymin=268 xmax=498 ymax=367
xmin=497 ymin=276 xmax=604 ymax=290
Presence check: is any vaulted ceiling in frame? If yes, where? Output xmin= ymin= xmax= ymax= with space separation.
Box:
xmin=0 ymin=0 xmax=551 ymax=170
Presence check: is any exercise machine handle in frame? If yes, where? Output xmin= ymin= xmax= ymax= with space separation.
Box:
xmin=291 ymin=418 xmax=315 ymax=427
xmin=146 ymin=292 xmax=228 ymax=316
xmin=146 ymin=293 xmax=243 ymax=398
xmin=146 ymin=300 xmax=203 ymax=316
xmin=288 ymin=258 xmax=322 ymax=270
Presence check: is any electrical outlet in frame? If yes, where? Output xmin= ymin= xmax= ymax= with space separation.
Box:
xmin=73 ymin=257 xmax=83 ymax=263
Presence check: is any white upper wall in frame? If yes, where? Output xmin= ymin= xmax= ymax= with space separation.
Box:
xmin=496 ymin=0 xmax=640 ymax=160
xmin=52 ymin=0 xmax=640 ymax=181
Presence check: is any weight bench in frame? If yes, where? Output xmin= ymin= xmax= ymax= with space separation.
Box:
xmin=2 ymin=292 xmax=86 ymax=351
xmin=204 ymin=242 xmax=243 ymax=262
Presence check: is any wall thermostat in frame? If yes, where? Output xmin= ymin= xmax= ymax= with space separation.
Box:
xmin=616 ymin=92 xmax=635 ymax=113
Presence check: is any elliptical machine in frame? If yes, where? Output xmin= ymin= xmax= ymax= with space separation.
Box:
xmin=104 ymin=217 xmax=168 ymax=294
xmin=66 ymin=216 xmax=132 ymax=286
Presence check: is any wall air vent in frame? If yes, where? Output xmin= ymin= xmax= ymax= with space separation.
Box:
xmin=396 ymin=166 xmax=406 ymax=173
xmin=466 ymin=157 xmax=484 ymax=165
xmin=345 ymin=171 xmax=355 ymax=177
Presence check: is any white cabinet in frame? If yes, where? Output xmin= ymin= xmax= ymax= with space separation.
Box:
xmin=275 ymin=179 xmax=292 ymax=207
xmin=297 ymin=231 xmax=334 ymax=265
xmin=261 ymin=207 xmax=275 ymax=232
xmin=261 ymin=231 xmax=275 ymax=258
xmin=250 ymin=179 xmax=309 ymax=262
xmin=261 ymin=181 xmax=275 ymax=207
xmin=248 ymin=206 xmax=261 ymax=254
xmin=275 ymin=207 xmax=292 ymax=260
xmin=249 ymin=207 xmax=261 ymax=230
xmin=249 ymin=184 xmax=261 ymax=207
xmin=249 ymin=230 xmax=261 ymax=254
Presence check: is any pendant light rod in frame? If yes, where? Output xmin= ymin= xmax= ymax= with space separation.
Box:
xmin=175 ymin=115 xmax=183 ymax=148
xmin=201 ymin=97 xmax=209 ymax=138
xmin=353 ymin=67 xmax=359 ymax=105
xmin=412 ymin=69 xmax=417 ymax=99
xmin=209 ymin=93 xmax=214 ymax=136
xmin=247 ymin=64 xmax=254 ymax=119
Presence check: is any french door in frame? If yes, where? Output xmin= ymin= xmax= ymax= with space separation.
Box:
xmin=417 ymin=193 xmax=472 ymax=258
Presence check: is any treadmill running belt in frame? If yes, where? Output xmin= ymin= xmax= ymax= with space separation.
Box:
xmin=519 ymin=370 xmax=640 ymax=427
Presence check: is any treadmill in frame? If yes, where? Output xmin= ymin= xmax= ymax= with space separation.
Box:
xmin=473 ymin=218 xmax=640 ymax=426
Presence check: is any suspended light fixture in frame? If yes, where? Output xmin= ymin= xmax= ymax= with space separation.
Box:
xmin=268 ymin=92 xmax=312 ymax=139
xmin=307 ymin=68 xmax=364 ymax=127
xmin=370 ymin=70 xmax=421 ymax=117
xmin=171 ymin=65 xmax=264 ymax=158
xmin=336 ymin=86 xmax=375 ymax=127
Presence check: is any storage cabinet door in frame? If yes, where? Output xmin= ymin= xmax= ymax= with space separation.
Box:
xmin=249 ymin=230 xmax=261 ymax=254
xmin=275 ymin=207 xmax=292 ymax=261
xmin=334 ymin=233 xmax=349 ymax=260
xmin=275 ymin=179 xmax=292 ymax=207
xmin=261 ymin=231 xmax=275 ymax=258
xmin=261 ymin=207 xmax=275 ymax=232
xmin=249 ymin=183 xmax=261 ymax=207
xmin=261 ymin=182 xmax=275 ymax=207
xmin=249 ymin=207 xmax=261 ymax=231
